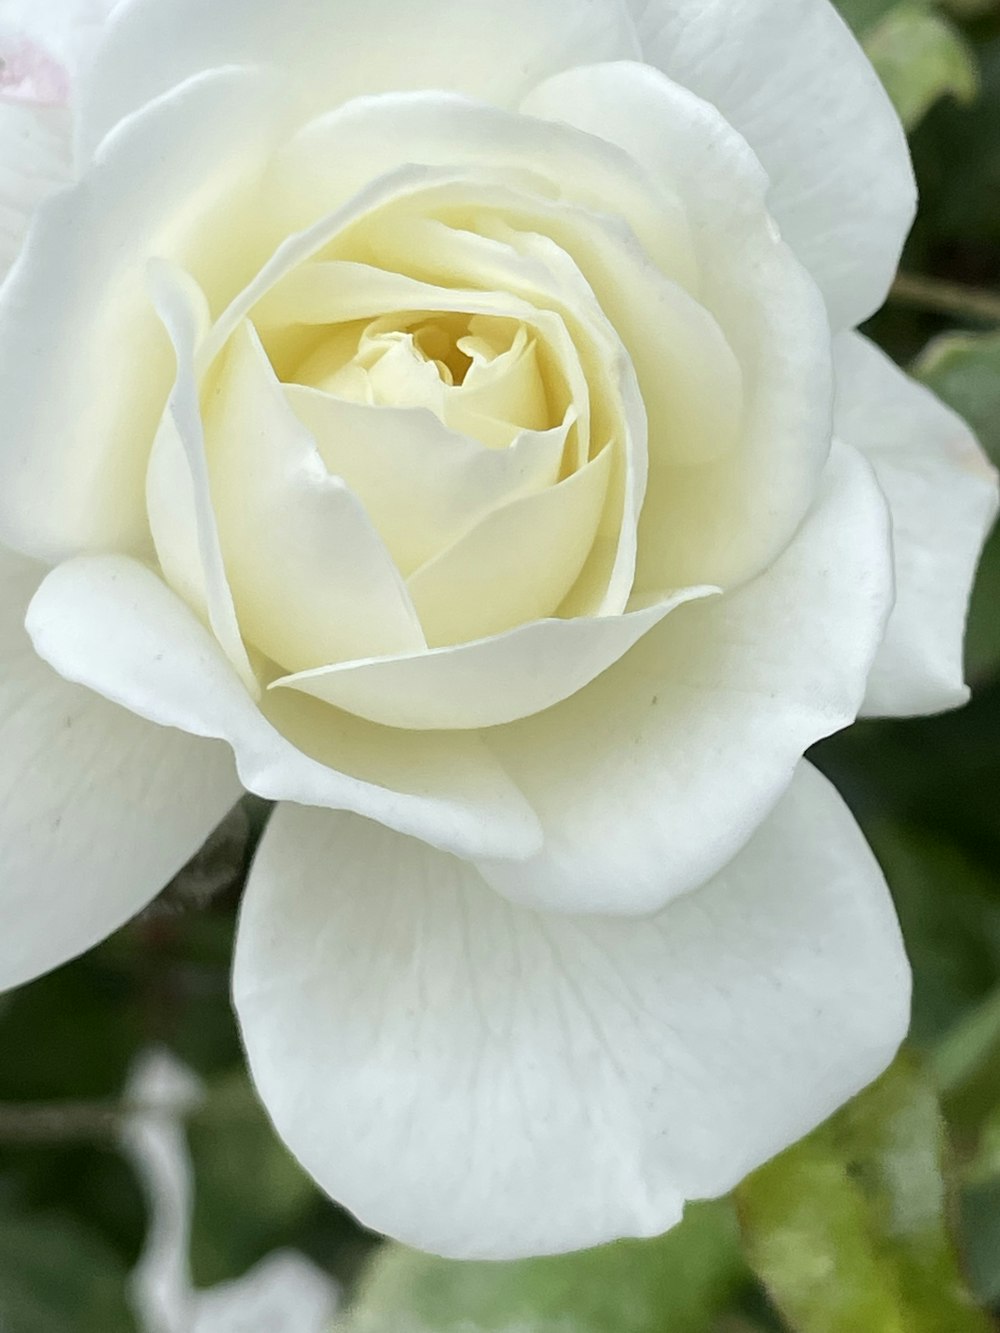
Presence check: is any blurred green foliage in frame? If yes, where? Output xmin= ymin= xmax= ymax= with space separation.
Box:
xmin=736 ymin=1055 xmax=992 ymax=1332
xmin=336 ymin=1202 xmax=750 ymax=1333
xmin=2 ymin=1 xmax=1000 ymax=1330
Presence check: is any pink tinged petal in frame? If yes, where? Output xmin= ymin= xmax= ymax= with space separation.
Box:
xmin=0 ymin=34 xmax=70 ymax=106
xmin=0 ymin=65 xmax=286 ymax=563
xmin=232 ymin=762 xmax=909 ymax=1261
xmin=25 ymin=555 xmax=543 ymax=862
xmin=1 ymin=0 xmax=119 ymax=96
xmin=522 ymin=62 xmax=833 ymax=593
xmin=834 ymin=332 xmax=1000 ymax=717
xmin=627 ymin=0 xmax=915 ymax=329
xmin=0 ymin=545 xmax=242 ymax=993
xmin=77 ymin=0 xmax=640 ymax=161
xmin=478 ymin=441 xmax=894 ymax=916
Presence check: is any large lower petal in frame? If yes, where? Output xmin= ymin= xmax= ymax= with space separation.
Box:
xmin=834 ymin=333 xmax=999 ymax=717
xmin=627 ymin=0 xmax=915 ymax=328
xmin=77 ymin=0 xmax=639 ymax=161
xmin=233 ymin=761 xmax=909 ymax=1261
xmin=0 ymin=545 xmax=242 ymax=992
xmin=25 ymin=555 xmax=542 ymax=862
xmin=480 ymin=441 xmax=892 ymax=915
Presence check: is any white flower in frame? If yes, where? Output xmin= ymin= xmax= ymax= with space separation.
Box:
xmin=0 ymin=0 xmax=996 ymax=1261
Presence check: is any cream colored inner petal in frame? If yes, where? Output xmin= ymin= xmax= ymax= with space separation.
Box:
xmin=286 ymin=384 xmax=573 ymax=576
xmin=252 ymin=241 xmax=639 ymax=619
xmin=334 ymin=200 xmax=649 ymax=616
xmin=294 ymin=311 xmax=556 ymax=450
xmin=207 ymin=321 xmax=427 ymax=672
xmin=407 ymin=442 xmax=613 ymax=647
xmin=253 ymin=260 xmax=592 ymax=473
xmin=167 ymin=148 xmax=763 ymax=677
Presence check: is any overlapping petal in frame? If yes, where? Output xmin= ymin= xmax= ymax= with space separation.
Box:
xmin=835 ymin=332 xmax=999 ymax=716
xmin=0 ymin=65 xmax=286 ymax=562
xmin=0 ymin=545 xmax=241 ymax=992
xmin=522 ymin=63 xmax=831 ymax=592
xmin=627 ymin=0 xmax=915 ymax=329
xmin=25 ymin=555 xmax=543 ymax=862
xmin=208 ymin=321 xmax=427 ymax=670
xmin=77 ymin=0 xmax=640 ymax=160
xmin=479 ymin=442 xmax=893 ymax=915
xmin=286 ymin=387 xmax=570 ymax=576
xmin=233 ymin=761 xmax=909 ymax=1260
xmin=272 ymin=588 xmax=712 ymax=732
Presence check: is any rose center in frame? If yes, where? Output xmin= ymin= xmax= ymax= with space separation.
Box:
xmin=289 ymin=311 xmax=557 ymax=449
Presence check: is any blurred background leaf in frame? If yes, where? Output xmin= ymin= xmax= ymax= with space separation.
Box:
xmin=865 ymin=4 xmax=978 ymax=129
xmin=0 ymin=1210 xmax=135 ymax=1333
xmin=336 ymin=1201 xmax=752 ymax=1333
xmin=736 ymin=1055 xmax=994 ymax=1333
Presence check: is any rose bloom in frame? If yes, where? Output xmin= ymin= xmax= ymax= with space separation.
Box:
xmin=0 ymin=0 xmax=996 ymax=1260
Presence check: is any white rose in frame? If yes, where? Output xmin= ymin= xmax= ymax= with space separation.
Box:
xmin=0 ymin=0 xmax=996 ymax=1261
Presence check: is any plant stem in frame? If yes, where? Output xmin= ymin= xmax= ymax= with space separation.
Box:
xmin=0 ymin=1099 xmax=186 ymax=1144
xmin=890 ymin=271 xmax=1000 ymax=325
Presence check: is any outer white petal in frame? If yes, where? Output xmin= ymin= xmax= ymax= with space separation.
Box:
xmin=0 ymin=546 xmax=242 ymax=992
xmin=628 ymin=0 xmax=915 ymax=328
xmin=835 ymin=332 xmax=999 ymax=717
xmin=480 ymin=442 xmax=893 ymax=915
xmin=233 ymin=761 xmax=909 ymax=1261
xmin=77 ymin=0 xmax=639 ymax=160
xmin=0 ymin=64 xmax=286 ymax=562
xmin=0 ymin=102 xmax=70 ymax=280
xmin=25 ymin=555 xmax=543 ymax=863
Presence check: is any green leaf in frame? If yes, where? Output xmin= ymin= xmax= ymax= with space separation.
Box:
xmin=865 ymin=5 xmax=979 ymax=129
xmin=914 ymin=329 xmax=1000 ymax=466
xmin=0 ymin=1211 xmax=135 ymax=1333
xmin=960 ymin=1181 xmax=1000 ymax=1307
xmin=337 ymin=1200 xmax=750 ymax=1333
xmin=933 ymin=987 xmax=1000 ymax=1178
xmin=913 ymin=329 xmax=1000 ymax=683
xmin=736 ymin=1054 xmax=993 ymax=1333
xmin=835 ymin=0 xmax=903 ymax=37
